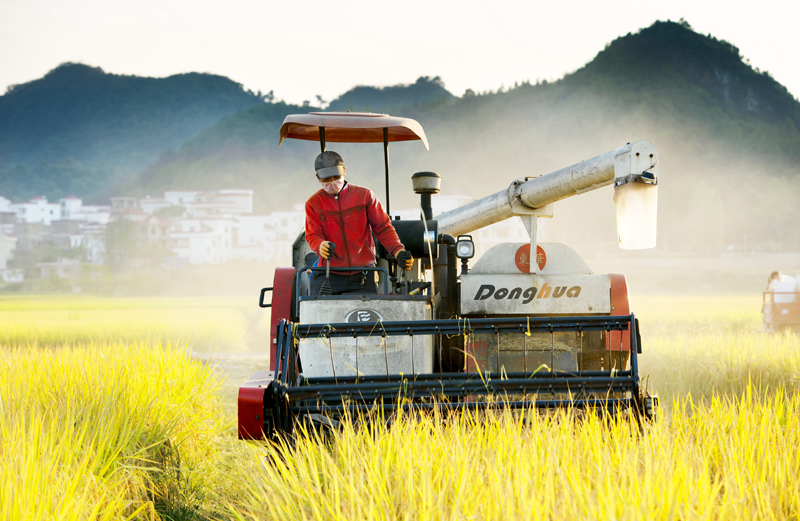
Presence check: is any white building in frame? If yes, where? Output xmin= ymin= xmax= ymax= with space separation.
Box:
xmin=141 ymin=189 xmax=255 ymax=218
xmin=10 ymin=196 xmax=62 ymax=225
xmin=113 ymin=191 xmax=263 ymax=265
xmin=139 ymin=196 xmax=172 ymax=215
xmin=37 ymin=257 xmax=83 ymax=279
xmin=62 ymin=197 xmax=112 ymax=224
xmin=231 ymin=215 xmax=275 ymax=262
xmin=70 ymin=222 xmax=106 ymax=264
xmin=2 ymin=269 xmax=23 ymax=283
xmin=0 ymin=234 xmax=16 ymax=270
xmin=263 ymin=204 xmax=305 ymax=264
xmin=164 ymin=190 xmax=200 ymax=206
xmin=169 ymin=217 xmax=235 ymax=265
xmin=110 ymin=197 xmax=138 ymax=213
xmin=194 ymin=189 xmax=253 ymax=215
xmin=0 ymin=189 xmax=546 ymax=271
xmin=60 ymin=196 xmax=111 ymax=225
xmin=432 ymin=194 xmax=473 ymax=215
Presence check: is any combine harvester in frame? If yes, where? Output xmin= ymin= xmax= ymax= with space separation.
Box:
xmin=239 ymin=112 xmax=660 ymax=440
xmin=763 ymin=274 xmax=800 ymax=333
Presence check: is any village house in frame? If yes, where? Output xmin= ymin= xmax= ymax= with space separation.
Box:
xmin=0 ymin=188 xmax=534 ymax=277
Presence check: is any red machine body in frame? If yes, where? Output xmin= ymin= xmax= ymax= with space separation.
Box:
xmin=269 ymin=267 xmax=294 ymax=371
xmin=238 ymin=267 xmax=291 ymax=439
xmin=608 ymin=274 xmax=631 ymax=352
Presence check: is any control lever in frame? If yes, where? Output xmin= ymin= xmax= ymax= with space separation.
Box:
xmin=319 ymin=243 xmax=336 ymax=295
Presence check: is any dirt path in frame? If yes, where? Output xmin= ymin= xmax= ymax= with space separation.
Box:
xmin=191 ymin=350 xmax=271 ymax=412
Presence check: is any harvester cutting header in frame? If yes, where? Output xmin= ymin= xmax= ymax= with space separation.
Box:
xmin=239 ymin=112 xmax=660 ymax=439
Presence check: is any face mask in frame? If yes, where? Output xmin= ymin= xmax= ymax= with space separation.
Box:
xmin=322 ymin=178 xmax=345 ymax=194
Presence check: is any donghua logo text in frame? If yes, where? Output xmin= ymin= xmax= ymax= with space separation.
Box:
xmin=474 ymin=283 xmax=581 ymax=304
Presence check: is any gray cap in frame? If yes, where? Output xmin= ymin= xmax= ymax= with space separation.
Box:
xmin=314 ymin=151 xmax=345 ymax=179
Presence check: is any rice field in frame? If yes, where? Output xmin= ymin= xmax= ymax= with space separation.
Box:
xmin=0 ymin=295 xmax=266 ymax=351
xmin=2 ymin=293 xmax=799 ymax=520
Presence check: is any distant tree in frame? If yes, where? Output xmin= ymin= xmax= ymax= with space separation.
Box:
xmin=153 ymin=205 xmax=185 ymax=217
xmin=105 ymin=220 xmax=171 ymax=270
xmin=327 ymin=76 xmax=455 ymax=112
xmin=105 ymin=221 xmax=139 ymax=268
xmin=415 ymin=76 xmax=445 ymax=88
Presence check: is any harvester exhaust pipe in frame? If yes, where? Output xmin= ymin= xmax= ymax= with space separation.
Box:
xmin=411 ymin=171 xmax=441 ymax=221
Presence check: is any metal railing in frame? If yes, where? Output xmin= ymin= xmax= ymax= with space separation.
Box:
xmin=296 ymin=266 xmax=390 ymax=300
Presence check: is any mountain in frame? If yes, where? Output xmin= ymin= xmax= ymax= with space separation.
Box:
xmin=327 ymin=76 xmax=455 ymax=112
xmin=0 ymin=63 xmax=265 ymax=201
xmin=129 ymin=20 xmax=800 ymax=253
xmin=132 ymin=77 xmax=457 ymax=205
xmin=4 ymin=21 xmax=799 ymax=252
xmin=573 ymin=20 xmax=799 ymax=129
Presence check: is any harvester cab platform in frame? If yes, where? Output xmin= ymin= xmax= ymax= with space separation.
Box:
xmin=241 ymin=112 xmax=660 ymax=440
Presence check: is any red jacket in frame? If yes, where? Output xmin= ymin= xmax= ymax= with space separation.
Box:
xmin=305 ymin=182 xmax=404 ymax=269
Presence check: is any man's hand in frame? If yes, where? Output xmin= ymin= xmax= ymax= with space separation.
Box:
xmin=396 ymin=250 xmax=413 ymax=270
xmin=320 ymin=241 xmax=334 ymax=260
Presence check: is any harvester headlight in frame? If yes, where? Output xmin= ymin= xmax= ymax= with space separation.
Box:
xmin=455 ymin=235 xmax=474 ymax=259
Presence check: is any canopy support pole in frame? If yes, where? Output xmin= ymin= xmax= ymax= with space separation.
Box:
xmin=319 ymin=127 xmax=326 ymax=153
xmin=383 ymin=127 xmax=390 ymax=217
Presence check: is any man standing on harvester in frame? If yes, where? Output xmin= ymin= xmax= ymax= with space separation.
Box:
xmin=305 ymin=151 xmax=413 ymax=295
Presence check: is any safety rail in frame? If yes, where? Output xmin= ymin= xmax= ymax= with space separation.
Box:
xmin=256 ymin=315 xmax=648 ymax=436
xmin=763 ymin=291 xmax=800 ymax=303
xmin=296 ymin=266 xmax=390 ymax=300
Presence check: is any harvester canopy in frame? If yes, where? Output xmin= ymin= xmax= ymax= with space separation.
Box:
xmin=278 ymin=112 xmax=429 ymax=149
xmin=278 ymin=111 xmax=429 ymax=215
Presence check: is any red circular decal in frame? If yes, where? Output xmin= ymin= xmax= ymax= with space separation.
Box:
xmin=514 ymin=244 xmax=546 ymax=273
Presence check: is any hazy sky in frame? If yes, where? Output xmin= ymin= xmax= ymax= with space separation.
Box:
xmin=2 ymin=0 xmax=799 ymax=104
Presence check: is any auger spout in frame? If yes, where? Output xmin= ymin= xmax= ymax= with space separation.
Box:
xmin=435 ymin=140 xmax=658 ymax=237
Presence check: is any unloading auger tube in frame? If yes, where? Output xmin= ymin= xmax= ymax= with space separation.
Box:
xmin=435 ymin=140 xmax=658 ymax=237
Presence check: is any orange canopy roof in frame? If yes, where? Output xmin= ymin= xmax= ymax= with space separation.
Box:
xmin=278 ymin=112 xmax=429 ymax=150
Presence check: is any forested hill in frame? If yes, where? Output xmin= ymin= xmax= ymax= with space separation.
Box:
xmin=132 ymin=20 xmax=800 ymax=253
xmin=571 ymin=20 xmax=799 ymax=129
xmin=327 ymin=76 xmax=455 ymax=112
xmin=0 ymin=63 xmax=265 ymax=201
